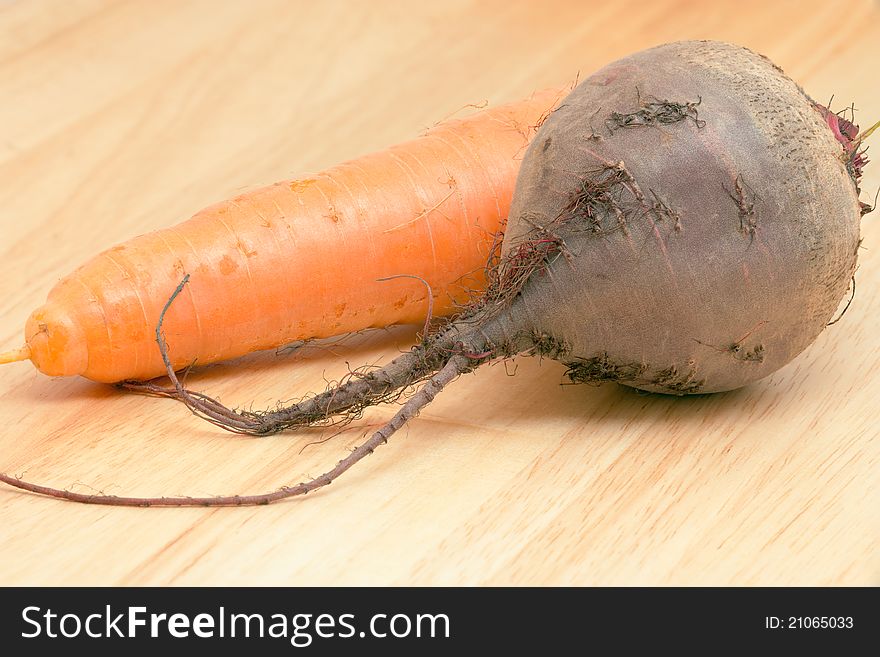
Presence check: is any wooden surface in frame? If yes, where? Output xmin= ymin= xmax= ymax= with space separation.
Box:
xmin=1 ymin=0 xmax=878 ymax=586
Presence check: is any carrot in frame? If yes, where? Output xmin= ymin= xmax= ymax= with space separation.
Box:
xmin=0 ymin=87 xmax=565 ymax=383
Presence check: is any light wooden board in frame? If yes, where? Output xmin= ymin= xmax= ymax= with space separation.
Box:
xmin=1 ymin=0 xmax=877 ymax=586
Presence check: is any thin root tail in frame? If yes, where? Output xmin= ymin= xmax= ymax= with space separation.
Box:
xmin=0 ymin=345 xmax=29 ymax=366
xmin=0 ymin=355 xmax=469 ymax=506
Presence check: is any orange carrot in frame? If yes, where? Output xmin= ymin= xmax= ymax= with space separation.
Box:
xmin=0 ymin=87 xmax=565 ymax=382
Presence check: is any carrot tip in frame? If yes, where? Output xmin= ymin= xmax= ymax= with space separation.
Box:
xmin=0 ymin=345 xmax=30 ymax=365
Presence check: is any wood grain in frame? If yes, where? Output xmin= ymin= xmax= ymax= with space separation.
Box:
xmin=1 ymin=0 xmax=877 ymax=586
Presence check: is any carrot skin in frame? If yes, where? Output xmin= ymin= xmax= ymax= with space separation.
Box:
xmin=23 ymin=87 xmax=565 ymax=382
